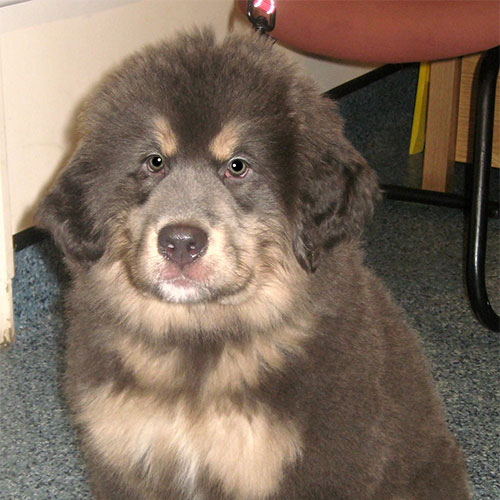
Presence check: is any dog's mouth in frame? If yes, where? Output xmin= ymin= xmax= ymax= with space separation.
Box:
xmin=155 ymin=263 xmax=256 ymax=305
xmin=152 ymin=258 xmax=212 ymax=303
xmin=149 ymin=253 xmax=255 ymax=305
xmin=126 ymin=219 xmax=257 ymax=305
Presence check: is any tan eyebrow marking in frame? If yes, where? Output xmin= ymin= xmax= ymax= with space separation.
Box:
xmin=153 ymin=116 xmax=177 ymax=156
xmin=209 ymin=121 xmax=242 ymax=162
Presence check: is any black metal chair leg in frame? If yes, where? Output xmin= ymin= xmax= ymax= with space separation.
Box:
xmin=465 ymin=46 xmax=500 ymax=332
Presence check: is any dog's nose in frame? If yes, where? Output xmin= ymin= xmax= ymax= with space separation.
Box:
xmin=157 ymin=224 xmax=208 ymax=267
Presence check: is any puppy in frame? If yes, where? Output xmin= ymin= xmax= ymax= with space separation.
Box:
xmin=36 ymin=30 xmax=470 ymax=500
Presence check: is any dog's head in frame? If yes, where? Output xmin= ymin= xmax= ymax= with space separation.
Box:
xmin=36 ymin=30 xmax=379 ymax=307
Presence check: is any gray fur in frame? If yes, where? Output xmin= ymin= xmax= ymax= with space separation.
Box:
xmin=36 ymin=30 xmax=469 ymax=499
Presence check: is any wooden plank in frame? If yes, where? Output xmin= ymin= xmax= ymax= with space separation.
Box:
xmin=456 ymin=53 xmax=500 ymax=168
xmin=422 ymin=58 xmax=462 ymax=192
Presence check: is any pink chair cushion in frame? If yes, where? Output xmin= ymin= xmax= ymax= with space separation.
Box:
xmin=239 ymin=1 xmax=500 ymax=63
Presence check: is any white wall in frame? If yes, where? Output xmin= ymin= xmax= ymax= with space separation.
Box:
xmin=0 ymin=0 xmax=372 ymax=341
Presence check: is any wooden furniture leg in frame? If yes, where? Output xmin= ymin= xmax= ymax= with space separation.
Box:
xmin=422 ymin=58 xmax=462 ymax=192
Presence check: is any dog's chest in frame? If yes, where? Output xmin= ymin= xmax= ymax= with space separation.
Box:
xmin=79 ymin=382 xmax=301 ymax=499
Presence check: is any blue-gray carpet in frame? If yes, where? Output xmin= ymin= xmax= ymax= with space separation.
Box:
xmin=1 ymin=65 xmax=499 ymax=499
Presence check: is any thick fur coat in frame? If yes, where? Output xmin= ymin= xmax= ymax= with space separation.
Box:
xmin=36 ymin=30 xmax=470 ymax=499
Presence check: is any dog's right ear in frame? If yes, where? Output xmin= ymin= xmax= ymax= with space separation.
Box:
xmin=290 ymin=91 xmax=380 ymax=273
xmin=35 ymin=145 xmax=106 ymax=265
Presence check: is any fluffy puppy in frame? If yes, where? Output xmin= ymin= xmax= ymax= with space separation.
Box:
xmin=36 ymin=30 xmax=470 ymax=500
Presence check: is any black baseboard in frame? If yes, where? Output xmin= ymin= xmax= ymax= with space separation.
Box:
xmin=13 ymin=227 xmax=47 ymax=252
xmin=323 ymin=63 xmax=416 ymax=100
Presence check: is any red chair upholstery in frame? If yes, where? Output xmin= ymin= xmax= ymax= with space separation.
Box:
xmin=239 ymin=1 xmax=500 ymax=63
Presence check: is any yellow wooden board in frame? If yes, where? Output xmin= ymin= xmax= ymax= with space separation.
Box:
xmin=409 ymin=62 xmax=430 ymax=155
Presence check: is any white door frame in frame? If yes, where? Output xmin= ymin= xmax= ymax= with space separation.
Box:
xmin=0 ymin=43 xmax=15 ymax=346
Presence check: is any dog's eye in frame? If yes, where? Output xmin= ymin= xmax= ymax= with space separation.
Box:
xmin=225 ymin=158 xmax=250 ymax=179
xmin=146 ymin=154 xmax=165 ymax=173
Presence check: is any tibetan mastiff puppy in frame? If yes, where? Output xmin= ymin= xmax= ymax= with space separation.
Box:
xmin=36 ymin=30 xmax=470 ymax=499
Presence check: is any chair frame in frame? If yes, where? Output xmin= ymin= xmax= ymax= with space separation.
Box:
xmin=465 ymin=46 xmax=499 ymax=331
xmin=325 ymin=49 xmax=500 ymax=332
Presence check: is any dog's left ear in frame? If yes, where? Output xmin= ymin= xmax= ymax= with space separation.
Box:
xmin=291 ymin=93 xmax=381 ymax=273
xmin=35 ymin=142 xmax=107 ymax=267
